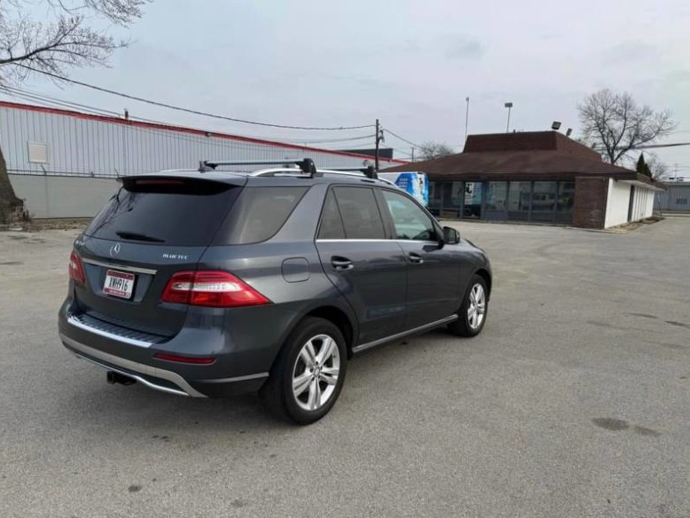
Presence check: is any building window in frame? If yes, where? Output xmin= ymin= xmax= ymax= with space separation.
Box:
xmin=485 ymin=182 xmax=508 ymax=220
xmin=676 ymin=198 xmax=688 ymax=205
xmin=556 ymin=181 xmax=575 ymax=223
xmin=463 ymin=182 xmax=482 ymax=218
xmin=441 ymin=182 xmax=464 ymax=216
xmin=507 ymin=181 xmax=531 ymax=220
xmin=428 ymin=181 xmax=443 ymax=215
xmin=531 ymin=182 xmax=558 ymax=222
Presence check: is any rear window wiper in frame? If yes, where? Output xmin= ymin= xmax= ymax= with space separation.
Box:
xmin=115 ymin=231 xmax=165 ymax=243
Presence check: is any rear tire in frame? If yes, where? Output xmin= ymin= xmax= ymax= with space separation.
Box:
xmin=448 ymin=274 xmax=489 ymax=337
xmin=259 ymin=317 xmax=347 ymax=425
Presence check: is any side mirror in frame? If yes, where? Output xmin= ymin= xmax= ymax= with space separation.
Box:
xmin=443 ymin=226 xmax=460 ymax=245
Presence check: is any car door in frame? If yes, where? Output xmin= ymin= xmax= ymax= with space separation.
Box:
xmin=377 ymin=188 xmax=463 ymax=330
xmin=315 ymin=186 xmax=407 ymax=345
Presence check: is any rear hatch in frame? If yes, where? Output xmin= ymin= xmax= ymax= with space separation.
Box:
xmin=73 ymin=173 xmax=246 ymax=337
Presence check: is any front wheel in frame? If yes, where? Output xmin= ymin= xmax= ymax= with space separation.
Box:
xmin=448 ymin=274 xmax=489 ymax=337
xmin=259 ymin=317 xmax=347 ymax=425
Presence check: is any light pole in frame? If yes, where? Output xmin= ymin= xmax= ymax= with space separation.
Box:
xmin=504 ymin=102 xmax=513 ymax=133
xmin=464 ymin=97 xmax=470 ymax=144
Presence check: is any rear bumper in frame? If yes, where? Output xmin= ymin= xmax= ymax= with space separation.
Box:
xmin=61 ymin=333 xmax=268 ymax=397
xmin=58 ymin=302 xmax=273 ymax=397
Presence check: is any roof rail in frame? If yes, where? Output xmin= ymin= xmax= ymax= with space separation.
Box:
xmin=200 ymin=158 xmax=317 ymax=175
xmin=321 ymin=165 xmax=378 ymax=179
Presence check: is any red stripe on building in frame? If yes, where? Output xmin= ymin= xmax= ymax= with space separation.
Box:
xmin=0 ymin=100 xmax=408 ymax=164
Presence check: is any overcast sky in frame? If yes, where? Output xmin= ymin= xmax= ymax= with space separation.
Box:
xmin=11 ymin=0 xmax=690 ymax=172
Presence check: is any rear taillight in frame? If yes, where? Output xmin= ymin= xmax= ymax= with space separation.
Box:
xmin=69 ymin=251 xmax=86 ymax=285
xmin=161 ymin=271 xmax=270 ymax=308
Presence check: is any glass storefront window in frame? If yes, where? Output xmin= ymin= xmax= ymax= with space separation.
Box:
xmin=463 ymin=182 xmax=482 ymax=218
xmin=484 ymin=182 xmax=507 ymax=220
xmin=531 ymin=182 xmax=558 ymax=222
xmin=442 ymin=182 xmax=464 ymax=209
xmin=556 ymin=181 xmax=575 ymax=223
xmin=428 ymin=181 xmax=443 ymax=215
xmin=507 ymin=182 xmax=531 ymax=220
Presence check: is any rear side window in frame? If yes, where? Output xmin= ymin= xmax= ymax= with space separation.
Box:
xmin=84 ymin=178 xmax=240 ymax=246
xmin=317 ymin=190 xmax=346 ymax=239
xmin=218 ymin=187 xmax=308 ymax=244
xmin=332 ymin=187 xmax=386 ymax=239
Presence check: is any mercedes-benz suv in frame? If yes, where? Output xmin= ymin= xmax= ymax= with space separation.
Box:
xmin=58 ymin=159 xmax=492 ymax=424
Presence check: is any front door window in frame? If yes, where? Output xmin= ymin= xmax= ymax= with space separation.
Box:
xmin=381 ymin=190 xmax=437 ymax=241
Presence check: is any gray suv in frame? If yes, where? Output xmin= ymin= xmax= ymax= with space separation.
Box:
xmin=58 ymin=159 xmax=492 ymax=424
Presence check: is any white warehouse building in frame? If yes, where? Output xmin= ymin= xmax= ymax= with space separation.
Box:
xmin=0 ymin=101 xmax=405 ymax=218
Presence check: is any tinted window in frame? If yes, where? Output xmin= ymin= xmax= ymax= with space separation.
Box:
xmin=332 ymin=187 xmax=386 ymax=239
xmin=318 ymin=190 xmax=346 ymax=239
xmin=85 ymin=178 xmax=240 ymax=246
xmin=381 ymin=190 xmax=436 ymax=241
xmin=219 ymin=187 xmax=308 ymax=244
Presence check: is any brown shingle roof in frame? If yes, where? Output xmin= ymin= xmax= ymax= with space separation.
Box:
xmin=463 ymin=131 xmax=601 ymax=160
xmin=383 ymin=131 xmax=657 ymax=186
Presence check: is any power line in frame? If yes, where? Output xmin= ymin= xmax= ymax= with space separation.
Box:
xmin=16 ymin=64 xmax=374 ymax=131
xmin=384 ymin=128 xmax=421 ymax=148
xmin=634 ymin=142 xmax=690 ymax=149
xmin=0 ymin=85 xmax=376 ymax=146
xmin=0 ymin=85 xmax=121 ymax=117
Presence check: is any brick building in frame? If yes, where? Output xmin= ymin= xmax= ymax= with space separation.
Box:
xmin=383 ymin=131 xmax=662 ymax=229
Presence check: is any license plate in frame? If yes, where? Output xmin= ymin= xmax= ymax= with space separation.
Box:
xmin=103 ymin=270 xmax=135 ymax=299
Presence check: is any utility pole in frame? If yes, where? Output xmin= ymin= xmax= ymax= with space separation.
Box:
xmin=375 ymin=119 xmax=383 ymax=171
xmin=411 ymin=147 xmax=415 ymax=162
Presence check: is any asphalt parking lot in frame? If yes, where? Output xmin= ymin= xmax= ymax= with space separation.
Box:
xmin=1 ymin=218 xmax=689 ymax=518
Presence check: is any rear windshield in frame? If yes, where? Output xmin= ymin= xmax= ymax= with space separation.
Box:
xmin=84 ymin=178 xmax=241 ymax=246
xmin=215 ymin=186 xmax=308 ymax=244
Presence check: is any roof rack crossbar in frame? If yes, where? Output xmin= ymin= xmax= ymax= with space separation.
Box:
xmin=200 ymin=158 xmax=317 ymax=175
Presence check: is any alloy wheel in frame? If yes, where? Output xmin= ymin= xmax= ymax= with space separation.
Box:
xmin=467 ymin=283 xmax=486 ymax=330
xmin=291 ymin=334 xmax=341 ymax=411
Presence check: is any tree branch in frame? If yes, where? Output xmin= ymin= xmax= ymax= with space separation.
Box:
xmin=578 ymin=89 xmax=676 ymax=165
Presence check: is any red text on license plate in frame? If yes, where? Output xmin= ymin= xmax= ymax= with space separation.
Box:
xmin=103 ymin=270 xmax=135 ymax=299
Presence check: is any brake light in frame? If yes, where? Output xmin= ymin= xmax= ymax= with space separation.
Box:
xmin=69 ymin=251 xmax=86 ymax=284
xmin=153 ymin=352 xmax=216 ymax=365
xmin=161 ymin=271 xmax=270 ymax=308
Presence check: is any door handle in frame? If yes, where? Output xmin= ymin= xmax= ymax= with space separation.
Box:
xmin=331 ymin=257 xmax=354 ymax=270
xmin=408 ymin=253 xmax=423 ymax=264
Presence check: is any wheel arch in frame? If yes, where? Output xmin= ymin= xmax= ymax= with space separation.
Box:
xmin=304 ymin=306 xmax=355 ymax=356
xmin=269 ymin=301 xmax=358 ymax=370
xmin=474 ymin=268 xmax=492 ymax=299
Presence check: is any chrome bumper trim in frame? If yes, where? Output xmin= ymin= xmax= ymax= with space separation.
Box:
xmin=352 ymin=314 xmax=459 ymax=354
xmin=202 ymin=372 xmax=269 ymax=384
xmin=67 ymin=315 xmax=154 ymax=348
xmin=75 ymin=353 xmax=190 ymax=397
xmin=60 ymin=333 xmax=207 ymax=398
xmin=82 ymin=258 xmax=157 ymax=275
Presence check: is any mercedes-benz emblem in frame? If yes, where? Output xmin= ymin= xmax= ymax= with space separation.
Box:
xmin=109 ymin=243 xmax=121 ymax=257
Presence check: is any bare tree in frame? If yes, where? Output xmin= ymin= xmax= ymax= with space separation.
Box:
xmin=0 ymin=0 xmax=149 ymax=223
xmin=578 ymin=89 xmax=676 ymax=165
xmin=0 ymin=0 xmax=150 ymax=84
xmin=418 ymin=142 xmax=454 ymax=161
xmin=645 ymin=154 xmax=669 ymax=181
